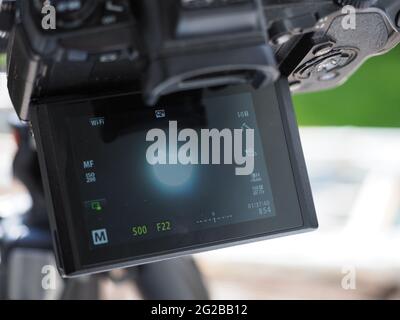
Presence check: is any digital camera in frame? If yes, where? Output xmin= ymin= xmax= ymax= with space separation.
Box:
xmin=1 ymin=0 xmax=399 ymax=276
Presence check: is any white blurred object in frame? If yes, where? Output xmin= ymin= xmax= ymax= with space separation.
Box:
xmin=0 ymin=193 xmax=31 ymax=218
xmin=0 ymin=134 xmax=14 ymax=188
xmin=0 ymin=73 xmax=12 ymax=110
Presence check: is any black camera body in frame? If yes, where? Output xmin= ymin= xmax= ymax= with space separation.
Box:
xmin=6 ymin=0 xmax=281 ymax=119
xmin=3 ymin=0 xmax=400 ymax=120
xmin=2 ymin=0 xmax=400 ymax=276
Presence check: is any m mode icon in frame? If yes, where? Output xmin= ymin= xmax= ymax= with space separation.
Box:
xmin=92 ymin=229 xmax=108 ymax=245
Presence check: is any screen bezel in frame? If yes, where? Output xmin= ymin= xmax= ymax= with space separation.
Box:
xmin=32 ymin=79 xmax=318 ymax=277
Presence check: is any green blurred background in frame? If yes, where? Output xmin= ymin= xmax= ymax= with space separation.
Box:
xmin=0 ymin=55 xmax=5 ymax=70
xmin=1 ymin=46 xmax=399 ymax=127
xmin=294 ymin=45 xmax=400 ymax=127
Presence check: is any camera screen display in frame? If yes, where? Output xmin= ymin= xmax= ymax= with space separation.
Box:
xmin=67 ymin=92 xmax=276 ymax=249
xmin=32 ymin=82 xmax=317 ymax=276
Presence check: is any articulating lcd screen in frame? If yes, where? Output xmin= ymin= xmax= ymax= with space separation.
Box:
xmin=66 ymin=92 xmax=277 ymax=250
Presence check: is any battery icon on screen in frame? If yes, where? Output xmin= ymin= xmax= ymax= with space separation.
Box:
xmin=84 ymin=199 xmax=107 ymax=212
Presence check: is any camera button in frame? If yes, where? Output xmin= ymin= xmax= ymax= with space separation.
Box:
xmin=99 ymin=52 xmax=119 ymax=63
xmin=67 ymin=49 xmax=88 ymax=62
